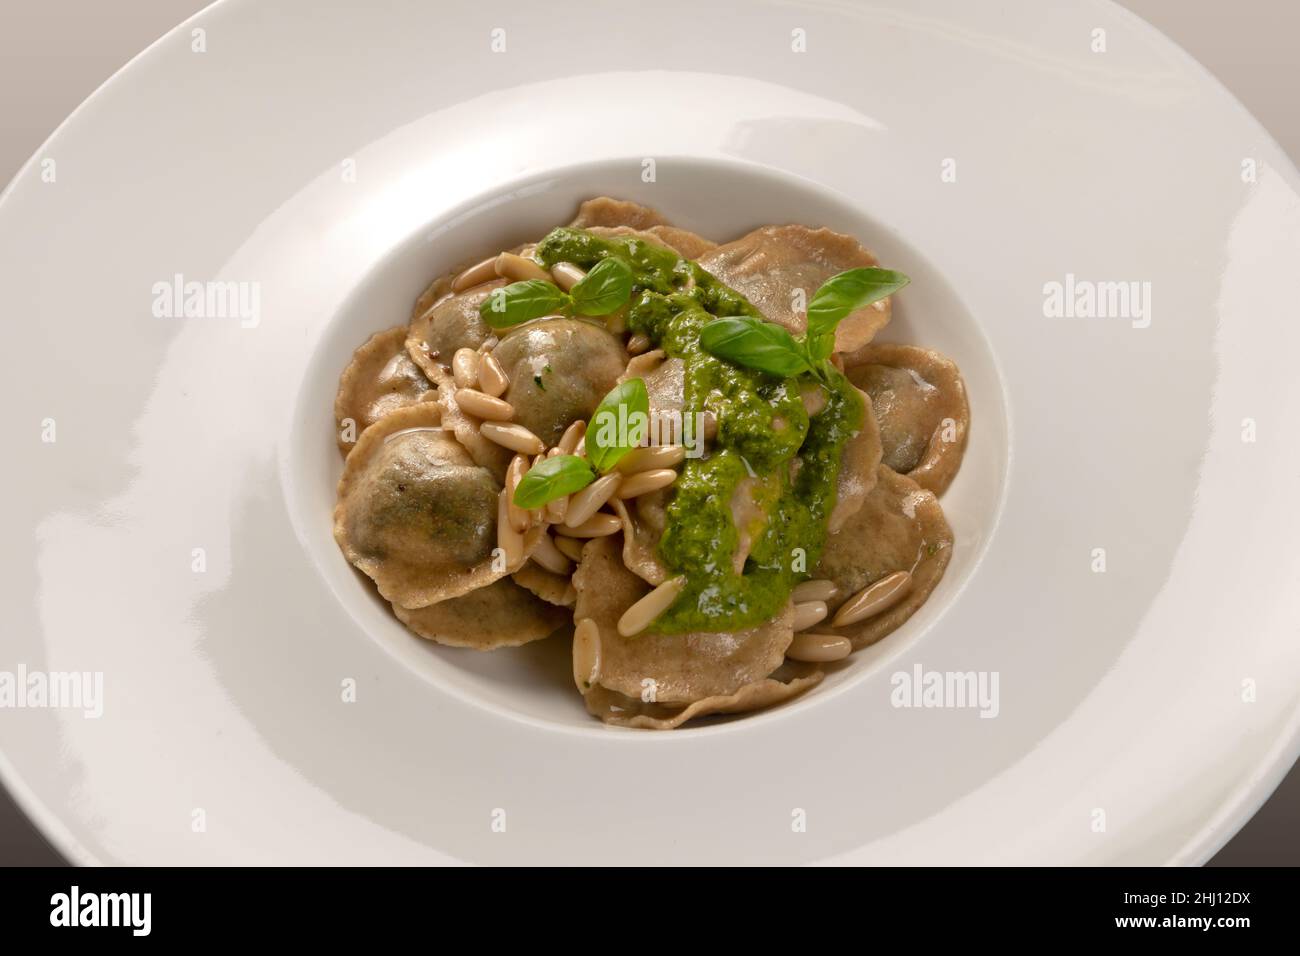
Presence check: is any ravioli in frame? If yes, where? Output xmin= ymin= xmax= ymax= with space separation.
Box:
xmin=512 ymin=560 xmax=577 ymax=607
xmin=698 ymin=224 xmax=892 ymax=352
xmin=334 ymin=326 xmax=437 ymax=458
xmin=827 ymin=388 xmax=883 ymax=533
xmin=492 ymin=318 xmax=626 ymax=446
xmin=571 ymin=197 xmax=716 ymax=258
xmin=643 ymin=226 xmax=717 ymax=260
xmin=845 ymin=344 xmax=969 ymax=495
xmin=609 ymin=496 xmax=672 ymax=586
xmin=333 ymin=403 xmax=540 ymax=608
xmin=815 ymin=465 xmax=953 ymax=649
xmin=572 ymin=536 xmax=794 ymax=704
xmin=410 ymin=273 xmax=451 ymax=323
xmin=394 ymin=577 xmax=567 ymax=649
xmin=621 ymin=351 xmax=686 ymax=432
xmin=406 ymin=279 xmax=504 ymax=385
xmin=570 ymin=197 xmax=668 ymax=231
xmin=586 ymin=224 xmax=717 ymax=261
xmin=582 ymin=662 xmax=823 ymax=730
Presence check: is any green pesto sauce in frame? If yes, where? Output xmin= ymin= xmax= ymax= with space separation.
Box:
xmin=535 ymin=227 xmax=865 ymax=634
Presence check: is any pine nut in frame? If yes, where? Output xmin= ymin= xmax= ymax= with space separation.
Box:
xmin=702 ymin=411 xmax=718 ymax=440
xmin=604 ymin=308 xmax=628 ymax=335
xmin=615 ymin=444 xmax=685 ymax=474
xmin=452 ymin=348 xmax=480 ymax=389
xmin=624 ymin=349 xmax=666 ymax=376
xmin=792 ymin=579 xmax=837 ymax=604
xmin=573 ymin=618 xmax=601 ymax=690
xmin=553 ymin=534 xmax=585 ymax=563
xmin=531 ymin=533 xmax=572 ymax=575
xmin=551 ymin=262 xmax=586 ymax=292
xmin=553 ymin=513 xmax=621 ymax=538
xmin=617 ymin=576 xmax=687 ymax=637
xmin=615 ymin=468 xmax=678 ymax=499
xmin=480 ymin=421 xmax=545 ymax=455
xmin=495 ymin=252 xmax=551 ymax=283
xmin=557 ymin=420 xmax=586 ymax=456
xmin=546 ymin=494 xmax=569 ymax=524
xmin=477 ymin=353 xmax=509 ymax=397
xmin=626 ymin=333 xmax=651 ymax=355
xmin=451 ymin=256 xmax=499 ymax=292
xmin=496 ymin=490 xmax=523 ymax=567
xmin=832 ymin=571 xmax=912 ymax=627
xmin=787 ymin=633 xmax=852 ymax=663
xmin=564 ymin=474 xmax=621 ymax=528
xmin=455 ymin=388 xmax=514 ymax=421
xmin=792 ymin=600 xmax=828 ymax=631
xmin=505 ymin=455 xmax=531 ymax=533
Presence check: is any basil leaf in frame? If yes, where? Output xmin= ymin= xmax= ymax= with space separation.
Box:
xmin=699 ymin=316 xmax=814 ymax=378
xmin=569 ymin=256 xmax=633 ymax=316
xmin=479 ymin=279 xmax=570 ymax=329
xmin=806 ymin=330 xmax=835 ymax=364
xmin=806 ymin=268 xmax=910 ymax=337
xmin=587 ymin=378 xmax=649 ymax=473
xmin=513 ymin=455 xmax=595 ymax=508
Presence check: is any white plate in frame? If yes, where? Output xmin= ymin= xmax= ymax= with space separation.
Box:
xmin=2 ymin=0 xmax=1297 ymax=865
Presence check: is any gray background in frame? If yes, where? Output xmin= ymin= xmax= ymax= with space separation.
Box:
xmin=0 ymin=0 xmax=1296 ymax=865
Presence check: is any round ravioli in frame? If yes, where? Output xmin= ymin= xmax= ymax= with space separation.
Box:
xmin=492 ymin=318 xmax=626 ymax=446
xmin=410 ymin=273 xmax=451 ymax=323
xmin=815 ymin=464 xmax=953 ymax=649
xmin=334 ymin=326 xmax=437 ymax=458
xmin=698 ymin=224 xmax=892 ymax=353
xmin=582 ymin=661 xmax=823 ymax=730
xmin=394 ymin=577 xmax=567 ymax=649
xmin=572 ymin=536 xmax=794 ymax=704
xmin=406 ymin=279 xmax=504 ymax=385
xmin=333 ymin=404 xmax=541 ymax=609
xmin=845 ymin=344 xmax=969 ymax=496
xmin=570 ymin=198 xmax=715 ymax=258
xmin=570 ymin=197 xmax=669 ymax=231
xmin=645 ymin=225 xmax=716 ymax=259
xmin=586 ymin=224 xmax=716 ymax=261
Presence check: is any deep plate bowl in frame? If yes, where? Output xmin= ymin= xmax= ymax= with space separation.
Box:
xmin=287 ymin=157 xmax=1010 ymax=730
xmin=2 ymin=0 xmax=1298 ymax=865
